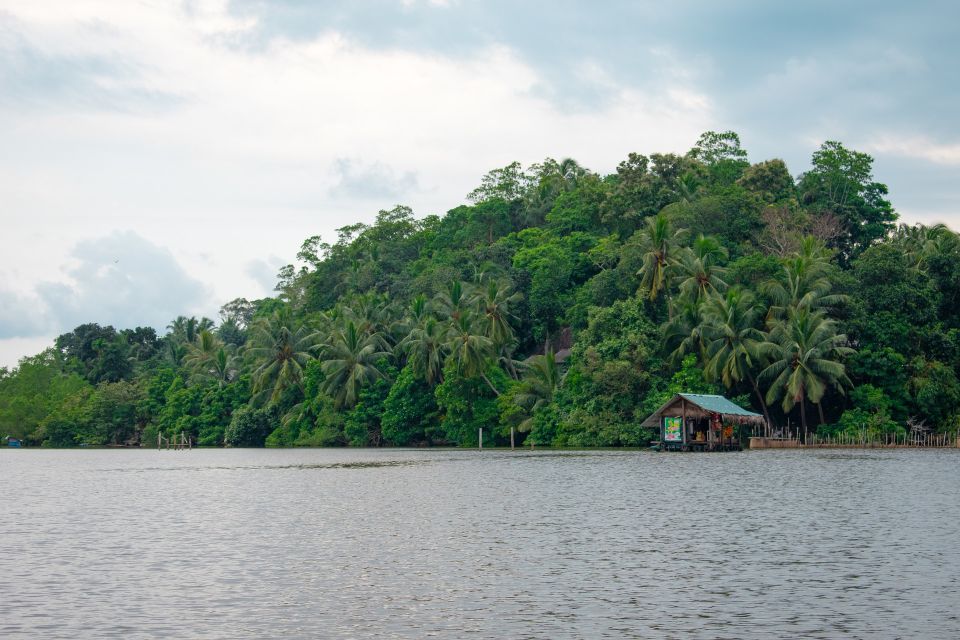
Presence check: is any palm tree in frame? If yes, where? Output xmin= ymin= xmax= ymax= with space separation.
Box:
xmin=207 ymin=346 xmax=239 ymax=388
xmin=166 ymin=339 xmax=188 ymax=366
xmin=246 ymin=311 xmax=320 ymax=405
xmin=662 ymin=297 xmax=707 ymax=365
xmin=319 ymin=320 xmax=391 ymax=409
xmin=183 ymin=330 xmax=237 ymax=387
xmin=513 ymin=350 xmax=563 ymax=448
xmin=401 ymin=317 xmax=447 ymax=385
xmin=673 ymin=234 xmax=729 ymax=304
xmin=700 ymin=288 xmax=774 ymax=434
xmin=536 ymin=157 xmax=587 ymax=199
xmin=676 ymin=171 xmax=701 ymax=205
xmin=444 ymin=312 xmax=497 ymax=393
xmin=764 ymin=236 xmax=846 ymax=319
xmin=168 ymin=316 xmax=200 ymax=345
xmin=761 ymin=308 xmax=853 ymax=439
xmin=894 ymin=223 xmax=958 ymax=273
xmin=436 ymin=280 xmax=475 ymax=323
xmin=339 ymin=293 xmax=395 ymax=341
xmin=637 ymin=213 xmax=687 ymax=301
xmin=403 ymin=294 xmax=431 ymax=331
xmin=476 ymin=280 xmax=522 ymax=348
xmin=167 ymin=316 xmax=216 ymax=347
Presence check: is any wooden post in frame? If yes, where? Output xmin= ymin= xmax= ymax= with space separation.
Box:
xmin=478 ymin=427 xmax=483 ymax=450
xmin=681 ymin=399 xmax=687 ymax=449
xmin=510 ymin=426 xmax=515 ymax=450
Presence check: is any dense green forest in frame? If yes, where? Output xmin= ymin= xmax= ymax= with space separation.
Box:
xmin=3 ymin=132 xmax=960 ymax=448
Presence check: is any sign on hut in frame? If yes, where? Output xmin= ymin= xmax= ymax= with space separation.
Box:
xmin=642 ymin=393 xmax=764 ymax=451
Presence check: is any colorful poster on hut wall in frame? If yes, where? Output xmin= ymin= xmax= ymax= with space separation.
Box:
xmin=664 ymin=417 xmax=682 ymax=442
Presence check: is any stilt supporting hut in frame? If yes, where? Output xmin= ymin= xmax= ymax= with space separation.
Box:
xmin=643 ymin=393 xmax=764 ymax=452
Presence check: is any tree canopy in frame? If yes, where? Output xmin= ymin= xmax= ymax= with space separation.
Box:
xmin=4 ymin=132 xmax=959 ymax=448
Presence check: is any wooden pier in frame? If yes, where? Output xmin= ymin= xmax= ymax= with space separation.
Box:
xmin=157 ymin=432 xmax=192 ymax=450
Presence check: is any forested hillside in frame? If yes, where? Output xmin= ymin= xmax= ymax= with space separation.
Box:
xmin=4 ymin=132 xmax=960 ymax=448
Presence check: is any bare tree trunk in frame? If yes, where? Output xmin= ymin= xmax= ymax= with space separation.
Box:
xmin=510 ymin=426 xmax=515 ymax=450
xmin=817 ymin=402 xmax=826 ymax=428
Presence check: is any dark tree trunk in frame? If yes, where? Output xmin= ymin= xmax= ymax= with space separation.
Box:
xmin=747 ymin=370 xmax=773 ymax=437
xmin=800 ymin=399 xmax=808 ymax=443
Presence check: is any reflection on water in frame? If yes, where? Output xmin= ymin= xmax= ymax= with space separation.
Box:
xmin=1 ymin=448 xmax=958 ymax=638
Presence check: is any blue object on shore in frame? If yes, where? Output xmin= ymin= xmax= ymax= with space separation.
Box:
xmin=6 ymin=438 xmax=22 ymax=448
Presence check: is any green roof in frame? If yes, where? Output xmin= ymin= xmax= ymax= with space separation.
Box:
xmin=640 ymin=392 xmax=763 ymax=427
xmin=677 ymin=393 xmax=762 ymax=418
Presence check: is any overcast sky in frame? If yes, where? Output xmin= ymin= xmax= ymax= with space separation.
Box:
xmin=1 ymin=0 xmax=958 ymax=367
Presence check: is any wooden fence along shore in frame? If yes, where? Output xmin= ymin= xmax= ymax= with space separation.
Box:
xmin=750 ymin=431 xmax=960 ymax=449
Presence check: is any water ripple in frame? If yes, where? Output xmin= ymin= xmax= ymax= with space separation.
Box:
xmin=0 ymin=448 xmax=957 ymax=638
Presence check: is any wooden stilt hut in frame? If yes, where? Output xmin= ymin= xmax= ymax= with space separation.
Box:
xmin=642 ymin=393 xmax=764 ymax=451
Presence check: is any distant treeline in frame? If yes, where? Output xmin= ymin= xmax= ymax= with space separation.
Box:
xmin=3 ymin=132 xmax=959 ymax=448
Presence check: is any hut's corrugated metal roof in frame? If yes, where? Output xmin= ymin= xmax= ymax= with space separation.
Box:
xmin=677 ymin=393 xmax=762 ymax=418
xmin=640 ymin=393 xmax=763 ymax=427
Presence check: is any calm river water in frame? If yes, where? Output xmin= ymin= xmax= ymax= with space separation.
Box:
xmin=1 ymin=448 xmax=958 ymax=639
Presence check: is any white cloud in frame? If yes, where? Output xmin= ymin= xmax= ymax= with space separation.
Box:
xmin=0 ymin=1 xmax=715 ymax=364
xmin=244 ymin=257 xmax=285 ymax=294
xmin=330 ymin=158 xmax=419 ymax=200
xmin=0 ymin=289 xmax=47 ymax=338
xmin=35 ymin=231 xmax=212 ymax=330
xmin=865 ymin=136 xmax=960 ymax=166
xmin=0 ymin=231 xmax=211 ymax=341
xmin=0 ymin=336 xmax=55 ymax=369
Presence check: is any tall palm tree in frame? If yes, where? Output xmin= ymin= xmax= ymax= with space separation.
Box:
xmin=673 ymin=234 xmax=729 ymax=304
xmin=401 ymin=317 xmax=447 ymax=385
xmin=207 ymin=346 xmax=239 ymax=388
xmin=166 ymin=339 xmax=187 ymax=366
xmin=246 ymin=311 xmax=320 ymax=405
xmin=761 ymin=308 xmax=853 ymax=439
xmin=894 ymin=223 xmax=958 ymax=273
xmin=535 ymin=157 xmax=587 ymax=199
xmin=319 ymin=320 xmax=391 ymax=409
xmin=168 ymin=316 xmax=199 ymax=345
xmin=676 ymin=171 xmax=701 ymax=205
xmin=662 ymin=297 xmax=707 ymax=365
xmin=444 ymin=312 xmax=497 ymax=393
xmin=476 ymin=280 xmax=522 ymax=348
xmin=167 ymin=316 xmax=215 ymax=346
xmin=764 ymin=236 xmax=846 ymax=319
xmin=182 ymin=329 xmax=237 ymax=387
xmin=404 ymin=294 xmax=431 ymax=331
xmin=637 ymin=213 xmax=687 ymax=301
xmin=339 ymin=293 xmax=395 ymax=341
xmin=700 ymin=288 xmax=774 ymax=434
xmin=436 ymin=280 xmax=475 ymax=323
